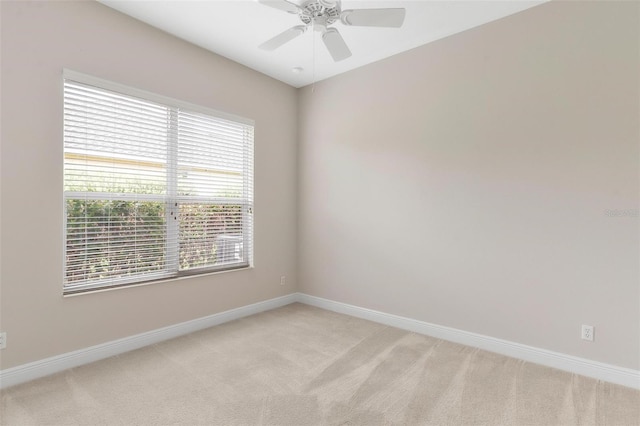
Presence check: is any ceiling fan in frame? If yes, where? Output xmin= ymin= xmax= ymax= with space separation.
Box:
xmin=257 ymin=0 xmax=406 ymax=62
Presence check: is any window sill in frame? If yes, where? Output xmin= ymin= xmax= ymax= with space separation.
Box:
xmin=62 ymin=265 xmax=254 ymax=298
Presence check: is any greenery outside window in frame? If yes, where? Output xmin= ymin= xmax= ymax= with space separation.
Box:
xmin=63 ymin=70 xmax=254 ymax=294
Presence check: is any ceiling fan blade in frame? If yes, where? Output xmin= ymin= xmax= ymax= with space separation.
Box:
xmin=259 ymin=25 xmax=306 ymax=51
xmin=257 ymin=0 xmax=299 ymax=14
xmin=340 ymin=8 xmax=406 ymax=28
xmin=322 ymin=28 xmax=351 ymax=62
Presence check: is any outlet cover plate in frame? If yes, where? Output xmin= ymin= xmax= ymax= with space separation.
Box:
xmin=581 ymin=325 xmax=594 ymax=342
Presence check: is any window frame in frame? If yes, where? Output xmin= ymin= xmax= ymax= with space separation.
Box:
xmin=62 ymin=69 xmax=254 ymax=295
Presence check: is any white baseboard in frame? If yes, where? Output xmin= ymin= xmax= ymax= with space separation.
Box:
xmin=0 ymin=293 xmax=297 ymax=389
xmin=2 ymin=292 xmax=638 ymax=390
xmin=296 ymin=293 xmax=640 ymax=390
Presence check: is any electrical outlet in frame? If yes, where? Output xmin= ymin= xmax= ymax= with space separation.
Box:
xmin=280 ymin=276 xmax=286 ymax=286
xmin=0 ymin=332 xmax=6 ymax=349
xmin=581 ymin=325 xmax=594 ymax=342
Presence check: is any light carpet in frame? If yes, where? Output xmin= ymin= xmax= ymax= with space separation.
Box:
xmin=1 ymin=303 xmax=639 ymax=425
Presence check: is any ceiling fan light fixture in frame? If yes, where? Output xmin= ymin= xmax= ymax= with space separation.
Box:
xmin=313 ymin=22 xmax=327 ymax=32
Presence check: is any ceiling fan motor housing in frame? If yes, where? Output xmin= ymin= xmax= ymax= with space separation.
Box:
xmin=299 ymin=0 xmax=340 ymax=26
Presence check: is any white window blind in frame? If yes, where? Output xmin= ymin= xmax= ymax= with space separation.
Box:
xmin=63 ymin=71 xmax=254 ymax=294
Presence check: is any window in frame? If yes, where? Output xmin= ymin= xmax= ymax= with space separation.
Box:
xmin=63 ymin=70 xmax=254 ymax=294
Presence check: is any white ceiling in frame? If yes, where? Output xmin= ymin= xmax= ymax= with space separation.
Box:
xmin=98 ymin=0 xmax=547 ymax=88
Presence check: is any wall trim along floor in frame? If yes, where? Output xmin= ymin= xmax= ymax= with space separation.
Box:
xmin=297 ymin=293 xmax=640 ymax=390
xmin=1 ymin=292 xmax=638 ymax=390
xmin=0 ymin=293 xmax=297 ymax=389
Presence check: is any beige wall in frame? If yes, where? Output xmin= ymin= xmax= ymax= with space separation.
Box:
xmin=298 ymin=1 xmax=640 ymax=369
xmin=0 ymin=1 xmax=298 ymax=369
xmin=1 ymin=0 xmax=638 ymax=373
